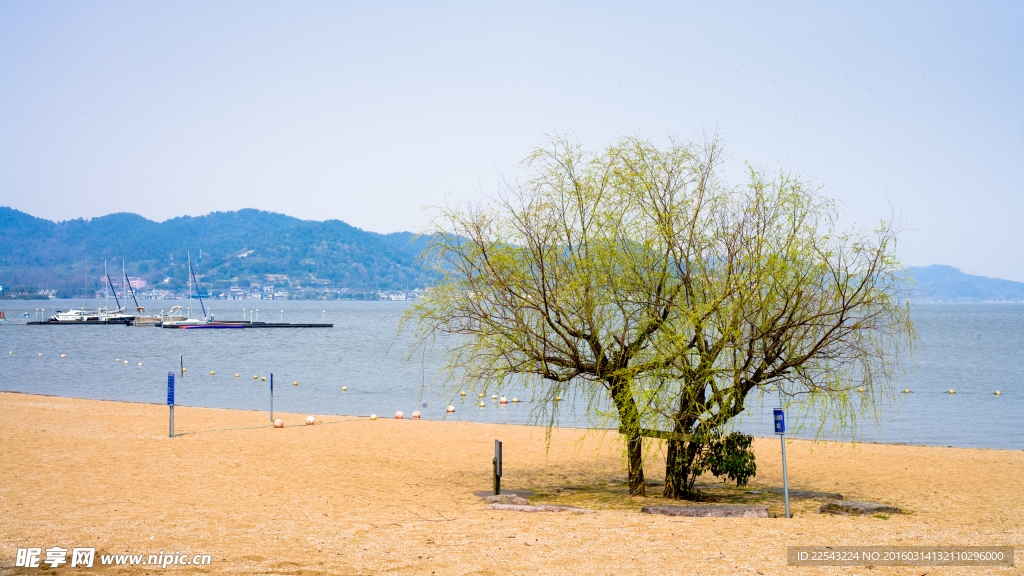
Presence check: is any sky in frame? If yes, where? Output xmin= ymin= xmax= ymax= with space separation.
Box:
xmin=1 ymin=1 xmax=1022 ymax=281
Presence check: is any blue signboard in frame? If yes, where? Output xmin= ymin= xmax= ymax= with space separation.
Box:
xmin=773 ymin=408 xmax=785 ymax=435
xmin=167 ymin=372 xmax=175 ymax=406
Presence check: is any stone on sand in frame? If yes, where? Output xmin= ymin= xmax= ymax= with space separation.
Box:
xmin=641 ymin=505 xmax=769 ymax=518
xmin=819 ymin=500 xmax=901 ymax=515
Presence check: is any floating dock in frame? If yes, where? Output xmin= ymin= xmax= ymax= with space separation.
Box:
xmin=28 ymin=318 xmax=134 ymax=326
xmin=160 ymin=321 xmax=332 ymax=329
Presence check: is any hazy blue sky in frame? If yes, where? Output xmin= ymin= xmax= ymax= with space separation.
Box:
xmin=2 ymin=2 xmax=1022 ymax=280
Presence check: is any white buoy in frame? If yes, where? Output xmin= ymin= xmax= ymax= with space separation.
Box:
xmin=500 ymin=396 xmax=507 ymax=404
xmin=273 ymin=418 xmax=284 ymax=428
xmin=412 ymin=411 xmax=421 ymax=419
xmin=492 ymin=394 xmax=498 ymax=400
xmin=512 ymin=398 xmax=518 ymax=403
xmin=61 ymin=354 xmax=66 ymax=358
xmin=305 ymin=416 xmax=316 ymax=425
xmin=370 ymin=414 xmax=378 ymax=420
xmin=446 ymin=405 xmax=455 ymax=413
xmin=395 ymin=411 xmax=404 ymax=419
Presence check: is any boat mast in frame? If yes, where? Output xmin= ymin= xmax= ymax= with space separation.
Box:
xmin=187 ymin=251 xmax=193 ymax=319
xmin=104 ymin=260 xmax=109 ymax=311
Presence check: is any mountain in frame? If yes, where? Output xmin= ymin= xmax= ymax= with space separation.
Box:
xmin=0 ymin=207 xmax=434 ymax=295
xmin=908 ymin=265 xmax=1024 ymax=302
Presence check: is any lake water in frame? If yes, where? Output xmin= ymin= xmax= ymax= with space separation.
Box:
xmin=1 ymin=300 xmax=1021 ymax=450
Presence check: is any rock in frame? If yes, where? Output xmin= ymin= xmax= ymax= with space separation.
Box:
xmin=819 ymin=500 xmax=901 ymax=515
xmin=746 ymin=488 xmax=843 ymax=500
xmin=486 ymin=503 xmax=595 ymax=513
xmin=641 ymin=504 xmax=769 ymax=518
xmin=473 ymin=489 xmax=537 ymax=500
xmin=483 ymin=494 xmax=529 ymax=505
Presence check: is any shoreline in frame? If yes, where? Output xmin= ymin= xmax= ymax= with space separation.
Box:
xmin=1 ymin=389 xmax=1017 ymax=453
xmin=2 ymin=391 xmax=1021 ymax=575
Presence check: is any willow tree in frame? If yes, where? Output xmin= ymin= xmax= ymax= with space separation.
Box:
xmin=404 ymin=134 xmax=914 ymax=498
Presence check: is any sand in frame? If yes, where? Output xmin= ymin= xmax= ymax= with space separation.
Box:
xmin=0 ymin=391 xmax=1020 ymax=575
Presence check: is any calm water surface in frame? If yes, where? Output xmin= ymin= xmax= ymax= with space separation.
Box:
xmin=1 ymin=300 xmax=1021 ymax=449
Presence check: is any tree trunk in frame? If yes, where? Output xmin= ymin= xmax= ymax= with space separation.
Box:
xmin=610 ymin=377 xmax=646 ymax=497
xmin=627 ymin=434 xmax=645 ymax=497
xmin=664 ymin=436 xmax=701 ymax=500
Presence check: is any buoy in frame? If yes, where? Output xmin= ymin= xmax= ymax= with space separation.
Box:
xmin=235 ymin=373 xmax=239 ymax=377
xmin=994 ymin=391 xmax=1001 ymax=395
xmin=261 ymin=377 xmax=266 ymax=381
xmin=210 ymin=371 xmax=215 ymax=375
xmin=904 ymin=388 xmax=910 ymax=393
xmin=253 ymin=375 xmax=258 ymax=379
xmin=293 ymin=381 xmax=298 ymax=386
xmin=61 ymin=354 xmax=66 ymax=358
xmin=948 ymin=389 xmax=955 ymax=394
xmin=478 ymin=401 xmax=486 ymax=407
xmin=478 ymin=393 xmax=484 ymax=398
xmin=512 ymin=398 xmax=518 ymax=403
xmin=857 ymin=387 xmax=864 ymax=392
xmin=492 ymin=394 xmax=498 ymax=400
xmin=555 ymin=396 xmax=562 ymax=401
xmin=412 ymin=411 xmax=421 ymax=419
xmin=39 ymin=353 xmax=42 ymax=356
xmin=138 ymin=363 xmax=142 ymax=366
xmin=395 ymin=411 xmax=404 ymax=419
xmin=446 ymin=405 xmax=455 ymax=413
xmin=370 ymin=414 xmax=378 ymax=420
xmin=125 ymin=360 xmax=129 ymax=364
xmin=460 ymin=391 xmax=466 ymax=397
xmin=500 ymin=396 xmax=507 ymax=404
xmin=273 ymin=418 xmax=284 ymax=428
xmin=116 ymin=358 xmax=120 ymax=362
xmin=305 ymin=416 xmax=316 ymax=425
xmin=8 ymin=351 xmax=12 ymax=354
xmin=770 ymin=386 xmax=776 ymax=391
xmin=342 ymin=386 xmax=348 ymax=391
xmin=182 ymin=368 xmax=186 ymax=372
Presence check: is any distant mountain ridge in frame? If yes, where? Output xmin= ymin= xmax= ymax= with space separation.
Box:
xmin=908 ymin=265 xmax=1024 ymax=302
xmin=0 ymin=207 xmax=433 ymax=294
xmin=2 ymin=207 xmax=1022 ymax=301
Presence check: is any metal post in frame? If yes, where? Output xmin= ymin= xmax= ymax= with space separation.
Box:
xmin=270 ymin=373 xmax=274 ymax=422
xmin=167 ymin=372 xmax=175 ymax=438
xmin=781 ymin=434 xmax=790 ymax=518
xmin=493 ymin=439 xmax=502 ymax=495
xmin=180 ymin=355 xmax=183 ymax=376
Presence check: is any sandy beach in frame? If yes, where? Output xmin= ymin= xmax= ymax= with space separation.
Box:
xmin=0 ymin=391 xmax=1020 ymax=575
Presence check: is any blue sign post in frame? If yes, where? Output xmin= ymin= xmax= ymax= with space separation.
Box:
xmin=774 ymin=408 xmax=790 ymax=518
xmin=167 ymin=372 xmax=175 ymax=438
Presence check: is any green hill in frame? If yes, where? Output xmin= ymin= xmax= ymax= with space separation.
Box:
xmin=0 ymin=207 xmax=433 ymax=296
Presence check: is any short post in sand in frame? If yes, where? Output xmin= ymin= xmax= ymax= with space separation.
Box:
xmin=774 ymin=408 xmax=790 ymax=518
xmin=167 ymin=372 xmax=175 ymax=438
xmin=493 ymin=439 xmax=502 ymax=495
xmin=179 ymin=354 xmax=183 ymax=376
xmin=270 ymin=373 xmax=274 ymax=422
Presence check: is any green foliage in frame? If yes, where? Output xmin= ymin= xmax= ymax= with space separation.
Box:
xmin=705 ymin=432 xmax=757 ymax=487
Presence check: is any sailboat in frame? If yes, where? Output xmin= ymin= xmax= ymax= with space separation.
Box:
xmin=161 ymin=251 xmax=242 ymax=329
